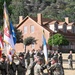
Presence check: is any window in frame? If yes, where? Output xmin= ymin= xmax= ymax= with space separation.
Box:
xmin=72 ymin=25 xmax=74 ymax=33
xmin=31 ymin=43 xmax=35 ymax=48
xmin=30 ymin=26 xmax=34 ymax=33
xmin=24 ymin=26 xmax=27 ymax=34
xmin=54 ymin=22 xmax=58 ymax=31
xmin=72 ymin=25 xmax=75 ymax=33
xmin=63 ymin=23 xmax=67 ymax=32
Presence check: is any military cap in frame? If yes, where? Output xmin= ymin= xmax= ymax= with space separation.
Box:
xmin=37 ymin=56 xmax=43 ymax=61
xmin=2 ymin=53 xmax=6 ymax=59
xmin=51 ymin=56 xmax=58 ymax=61
xmin=19 ymin=52 xmax=24 ymax=57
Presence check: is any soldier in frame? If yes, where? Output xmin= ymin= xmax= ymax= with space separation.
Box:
xmin=26 ymin=60 xmax=36 ymax=75
xmin=54 ymin=51 xmax=58 ymax=58
xmin=68 ymin=51 xmax=73 ymax=69
xmin=29 ymin=49 xmax=35 ymax=64
xmin=0 ymin=54 xmax=7 ymax=75
xmin=8 ymin=56 xmax=16 ymax=75
xmin=26 ymin=56 xmax=39 ymax=75
xmin=48 ymin=56 xmax=64 ymax=75
xmin=17 ymin=52 xmax=26 ymax=75
xmin=25 ymin=50 xmax=30 ymax=68
xmin=58 ymin=52 xmax=63 ymax=66
xmin=34 ymin=57 xmax=44 ymax=75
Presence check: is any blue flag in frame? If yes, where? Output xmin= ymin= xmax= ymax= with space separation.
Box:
xmin=10 ymin=22 xmax=16 ymax=45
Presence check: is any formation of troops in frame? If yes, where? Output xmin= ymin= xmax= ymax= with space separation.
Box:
xmin=0 ymin=49 xmax=65 ymax=75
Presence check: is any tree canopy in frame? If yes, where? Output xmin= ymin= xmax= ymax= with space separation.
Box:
xmin=14 ymin=27 xmax=23 ymax=43
xmin=9 ymin=0 xmax=28 ymax=24
xmin=23 ymin=37 xmax=37 ymax=46
xmin=48 ymin=33 xmax=69 ymax=46
xmin=0 ymin=0 xmax=75 ymax=25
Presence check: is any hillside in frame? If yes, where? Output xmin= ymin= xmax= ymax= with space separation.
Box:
xmin=0 ymin=0 xmax=75 ymax=24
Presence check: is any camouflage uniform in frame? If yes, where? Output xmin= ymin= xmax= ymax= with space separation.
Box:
xmin=48 ymin=56 xmax=64 ymax=75
xmin=0 ymin=54 xmax=7 ymax=75
xmin=49 ymin=63 xmax=64 ymax=75
xmin=58 ymin=52 xmax=63 ymax=66
xmin=8 ymin=61 xmax=16 ymax=75
xmin=26 ymin=61 xmax=36 ymax=75
xmin=34 ymin=56 xmax=44 ymax=75
xmin=68 ymin=51 xmax=73 ymax=69
xmin=17 ymin=53 xmax=26 ymax=75
xmin=34 ymin=63 xmax=43 ymax=75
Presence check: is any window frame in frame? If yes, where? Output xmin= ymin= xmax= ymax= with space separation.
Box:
xmin=31 ymin=43 xmax=35 ymax=48
xmin=30 ymin=25 xmax=34 ymax=33
xmin=24 ymin=26 xmax=27 ymax=34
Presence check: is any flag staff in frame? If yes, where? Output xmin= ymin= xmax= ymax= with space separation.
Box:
xmin=3 ymin=1 xmax=10 ymax=75
xmin=42 ymin=30 xmax=50 ymax=75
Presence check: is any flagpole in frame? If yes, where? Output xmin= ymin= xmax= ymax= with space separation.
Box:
xmin=3 ymin=43 xmax=8 ymax=75
xmin=42 ymin=30 xmax=50 ymax=75
xmin=3 ymin=1 xmax=9 ymax=75
xmin=3 ymin=0 xmax=17 ymax=73
xmin=7 ymin=46 xmax=8 ymax=75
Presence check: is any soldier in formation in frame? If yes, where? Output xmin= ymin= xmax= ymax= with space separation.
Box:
xmin=0 ymin=50 xmax=64 ymax=75
xmin=47 ymin=56 xmax=64 ymax=75
xmin=17 ymin=52 xmax=26 ymax=75
xmin=0 ymin=54 xmax=7 ymax=75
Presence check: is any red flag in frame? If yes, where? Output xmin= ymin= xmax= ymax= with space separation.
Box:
xmin=0 ymin=34 xmax=4 ymax=50
xmin=0 ymin=34 xmax=4 ymax=58
xmin=3 ymin=1 xmax=11 ymax=45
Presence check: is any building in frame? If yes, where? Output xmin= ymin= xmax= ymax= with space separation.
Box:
xmin=15 ymin=13 xmax=75 ymax=53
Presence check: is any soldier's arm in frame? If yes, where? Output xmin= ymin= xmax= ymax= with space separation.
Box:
xmin=48 ymin=64 xmax=56 ymax=70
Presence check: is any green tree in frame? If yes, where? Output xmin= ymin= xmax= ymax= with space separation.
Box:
xmin=9 ymin=0 xmax=28 ymax=24
xmin=14 ymin=27 xmax=23 ymax=43
xmin=23 ymin=37 xmax=36 ymax=45
xmin=0 ymin=26 xmax=3 ymax=31
xmin=23 ymin=37 xmax=37 ymax=52
xmin=0 ymin=0 xmax=75 ymax=25
xmin=0 ymin=0 xmax=11 ymax=25
xmin=48 ymin=33 xmax=69 ymax=46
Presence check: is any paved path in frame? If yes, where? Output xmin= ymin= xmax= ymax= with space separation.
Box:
xmin=43 ymin=53 xmax=75 ymax=75
xmin=62 ymin=53 xmax=75 ymax=75
xmin=63 ymin=64 xmax=75 ymax=75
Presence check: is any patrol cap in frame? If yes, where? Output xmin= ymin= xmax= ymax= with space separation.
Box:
xmin=51 ymin=56 xmax=58 ymax=61
xmin=2 ymin=53 xmax=6 ymax=59
xmin=19 ymin=52 xmax=24 ymax=57
xmin=37 ymin=56 xmax=43 ymax=62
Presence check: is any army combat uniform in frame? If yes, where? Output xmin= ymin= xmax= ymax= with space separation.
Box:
xmin=68 ymin=53 xmax=73 ymax=69
xmin=49 ymin=63 xmax=64 ymax=75
xmin=17 ymin=52 xmax=26 ymax=75
xmin=26 ymin=61 xmax=36 ymax=75
xmin=34 ymin=63 xmax=43 ymax=75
